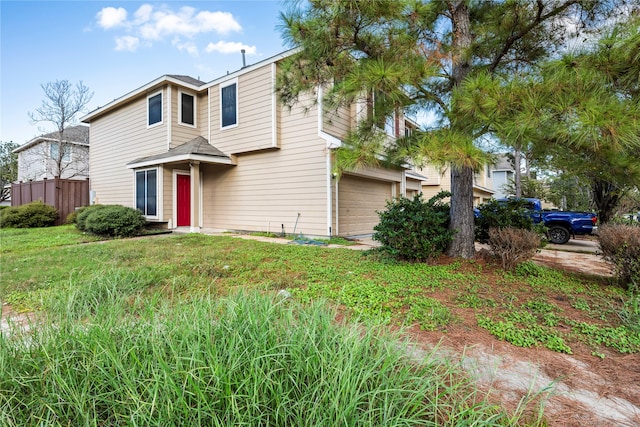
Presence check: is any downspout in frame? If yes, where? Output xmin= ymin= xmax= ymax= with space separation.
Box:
xmin=317 ymin=85 xmax=341 ymax=237
xmin=167 ymin=86 xmax=172 ymax=150
xmin=401 ymin=170 xmax=407 ymax=197
xmin=208 ymin=86 xmax=211 ymax=143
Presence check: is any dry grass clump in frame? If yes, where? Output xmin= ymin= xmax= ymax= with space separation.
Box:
xmin=598 ymin=224 xmax=640 ymax=291
xmin=487 ymin=227 xmax=541 ymax=270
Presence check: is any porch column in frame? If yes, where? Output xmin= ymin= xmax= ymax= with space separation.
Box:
xmin=190 ymin=161 xmax=201 ymax=233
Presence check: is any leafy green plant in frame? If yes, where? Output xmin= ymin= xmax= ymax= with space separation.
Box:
xmin=0 ymin=201 xmax=57 ymax=228
xmin=406 ymin=297 xmax=452 ymax=330
xmin=477 ymin=314 xmax=572 ymax=353
xmin=83 ymin=205 xmax=147 ymax=237
xmin=373 ymin=191 xmax=453 ymax=262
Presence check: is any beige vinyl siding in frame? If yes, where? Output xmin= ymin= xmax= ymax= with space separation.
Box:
xmin=163 ymin=165 xmax=176 ymax=224
xmin=322 ymin=103 xmax=352 ymax=140
xmin=338 ymin=174 xmax=393 ymax=236
xmin=201 ymin=99 xmax=330 ymax=236
xmin=199 ymin=92 xmax=209 ymax=141
xmin=209 ymin=64 xmax=275 ymax=154
xmin=420 ymin=164 xmax=451 ymax=200
xmin=171 ymin=85 xmax=201 ymax=147
xmin=406 ymin=178 xmax=422 ymax=192
xmin=89 ymin=90 xmax=168 ymax=207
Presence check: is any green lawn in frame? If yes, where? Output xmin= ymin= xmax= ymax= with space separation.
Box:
xmin=1 ymin=226 xmax=638 ymax=425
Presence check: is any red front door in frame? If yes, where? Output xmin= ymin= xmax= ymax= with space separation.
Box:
xmin=177 ymin=174 xmax=190 ymax=226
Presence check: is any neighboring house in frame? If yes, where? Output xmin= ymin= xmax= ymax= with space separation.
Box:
xmin=13 ymin=125 xmax=90 ymax=182
xmin=81 ymin=50 xmax=423 ymax=237
xmin=417 ymin=163 xmax=494 ymax=206
xmin=490 ymin=154 xmax=515 ymax=199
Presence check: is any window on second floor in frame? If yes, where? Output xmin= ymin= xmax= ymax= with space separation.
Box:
xmin=180 ymin=92 xmax=195 ymax=126
xmin=50 ymin=142 xmax=70 ymax=162
xmin=148 ymin=92 xmax=162 ymax=127
xmin=220 ymin=79 xmax=238 ymax=128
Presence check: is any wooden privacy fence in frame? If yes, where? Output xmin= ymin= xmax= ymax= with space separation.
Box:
xmin=11 ymin=178 xmax=90 ymax=225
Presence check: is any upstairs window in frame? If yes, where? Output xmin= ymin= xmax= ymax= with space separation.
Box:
xmin=220 ymin=79 xmax=237 ymax=128
xmin=180 ymin=92 xmax=195 ymax=126
xmin=50 ymin=142 xmax=70 ymax=161
xmin=148 ymin=92 xmax=162 ymax=126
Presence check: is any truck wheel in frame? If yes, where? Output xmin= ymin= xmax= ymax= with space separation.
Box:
xmin=548 ymin=226 xmax=570 ymax=244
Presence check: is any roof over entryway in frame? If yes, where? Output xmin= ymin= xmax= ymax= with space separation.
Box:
xmin=127 ymin=136 xmax=235 ymax=169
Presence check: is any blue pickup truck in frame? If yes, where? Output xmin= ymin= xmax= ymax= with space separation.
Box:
xmin=497 ymin=198 xmax=598 ymax=244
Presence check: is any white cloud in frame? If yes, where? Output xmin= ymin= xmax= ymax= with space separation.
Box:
xmin=133 ymin=4 xmax=153 ymax=25
xmin=205 ymin=41 xmax=256 ymax=55
xmin=172 ymin=38 xmax=199 ymax=57
xmin=96 ymin=7 xmax=127 ymax=29
xmin=114 ymin=36 xmax=140 ymax=52
xmin=195 ymin=11 xmax=242 ymax=35
xmin=98 ymin=4 xmax=242 ymax=39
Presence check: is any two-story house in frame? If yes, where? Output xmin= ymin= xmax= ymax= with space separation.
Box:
xmin=13 ymin=125 xmax=90 ymax=182
xmin=418 ymin=163 xmax=494 ymax=206
xmin=81 ymin=50 xmax=423 ymax=237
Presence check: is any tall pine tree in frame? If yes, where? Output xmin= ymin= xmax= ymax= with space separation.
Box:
xmin=277 ymin=0 xmax=629 ymax=258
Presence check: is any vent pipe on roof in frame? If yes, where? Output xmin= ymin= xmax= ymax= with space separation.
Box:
xmin=241 ymin=49 xmax=246 ymax=68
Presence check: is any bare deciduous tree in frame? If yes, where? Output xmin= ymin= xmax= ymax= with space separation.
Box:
xmin=28 ymin=80 xmax=93 ymax=178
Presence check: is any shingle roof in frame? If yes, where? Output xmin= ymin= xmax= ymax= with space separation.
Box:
xmin=166 ymin=75 xmax=206 ymax=86
xmin=127 ymin=136 xmax=230 ymax=165
xmin=40 ymin=125 xmax=90 ymax=144
xmin=13 ymin=125 xmax=90 ymax=153
xmin=493 ymin=154 xmax=514 ymax=171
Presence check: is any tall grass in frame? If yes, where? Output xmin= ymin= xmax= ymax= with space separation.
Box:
xmin=1 ymin=274 xmax=515 ymax=426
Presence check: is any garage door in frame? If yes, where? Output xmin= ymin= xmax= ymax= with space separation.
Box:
xmin=338 ymin=175 xmax=392 ymax=236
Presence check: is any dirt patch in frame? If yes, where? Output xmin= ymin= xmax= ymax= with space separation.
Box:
xmin=401 ymin=247 xmax=639 ymax=427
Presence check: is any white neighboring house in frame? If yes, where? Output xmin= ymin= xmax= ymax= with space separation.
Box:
xmin=13 ymin=125 xmax=90 ymax=182
xmin=490 ymin=154 xmax=515 ymax=199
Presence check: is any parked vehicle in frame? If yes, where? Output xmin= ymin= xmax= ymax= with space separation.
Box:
xmin=498 ymin=198 xmax=598 ymax=244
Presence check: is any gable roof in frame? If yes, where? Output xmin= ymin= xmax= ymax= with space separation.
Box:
xmin=81 ymin=48 xmax=298 ymax=123
xmin=13 ymin=125 xmax=90 ymax=153
xmin=492 ymin=154 xmax=514 ymax=172
xmin=127 ymin=136 xmax=234 ymax=169
xmin=166 ymin=75 xmax=207 ymax=86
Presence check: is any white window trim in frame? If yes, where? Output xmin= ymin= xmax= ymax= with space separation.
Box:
xmin=178 ymin=90 xmax=197 ymax=128
xmin=147 ymin=91 xmax=163 ymax=128
xmin=134 ymin=167 xmax=159 ymax=219
xmin=219 ymin=77 xmax=238 ymax=130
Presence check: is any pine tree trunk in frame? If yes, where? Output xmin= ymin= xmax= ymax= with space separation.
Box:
xmin=448 ymin=165 xmax=476 ymax=258
xmin=447 ymin=1 xmax=476 ymax=258
xmin=592 ymin=179 xmax=620 ymax=224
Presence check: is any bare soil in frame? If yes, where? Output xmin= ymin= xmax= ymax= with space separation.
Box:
xmin=401 ymin=247 xmax=640 ymax=427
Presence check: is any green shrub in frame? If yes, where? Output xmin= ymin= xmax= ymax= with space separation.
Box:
xmin=83 ymin=205 xmax=147 ymax=237
xmin=373 ymin=191 xmax=453 ymax=262
xmin=487 ymin=226 xmax=541 ymax=271
xmin=598 ymin=224 xmax=640 ymax=291
xmin=75 ymin=204 xmax=108 ymax=232
xmin=475 ymin=198 xmax=546 ymax=243
xmin=0 ymin=201 xmax=58 ymax=228
xmin=65 ymin=207 xmax=87 ymax=225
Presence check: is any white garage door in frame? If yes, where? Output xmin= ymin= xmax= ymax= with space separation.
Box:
xmin=338 ymin=175 xmax=392 ymax=236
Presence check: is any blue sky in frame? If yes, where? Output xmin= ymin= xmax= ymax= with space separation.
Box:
xmin=1 ymin=0 xmax=290 ymax=145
